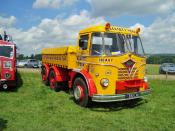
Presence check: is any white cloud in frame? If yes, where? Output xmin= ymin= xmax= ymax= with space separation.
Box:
xmin=88 ymin=0 xmax=175 ymax=17
xmin=130 ymin=23 xmax=146 ymax=34
xmin=33 ymin=0 xmax=78 ymax=9
xmin=0 ymin=16 xmax=16 ymax=27
xmin=1 ymin=12 xmax=175 ymax=55
xmin=0 ymin=11 xmax=106 ymax=55
xmin=131 ymin=13 xmax=175 ymax=54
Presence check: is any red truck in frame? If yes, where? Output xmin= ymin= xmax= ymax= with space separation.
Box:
xmin=0 ymin=31 xmax=17 ymax=90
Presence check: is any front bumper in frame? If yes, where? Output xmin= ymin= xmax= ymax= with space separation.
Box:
xmin=92 ymin=89 xmax=151 ymax=102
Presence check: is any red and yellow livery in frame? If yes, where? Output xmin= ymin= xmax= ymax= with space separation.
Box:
xmin=41 ymin=23 xmax=151 ymax=107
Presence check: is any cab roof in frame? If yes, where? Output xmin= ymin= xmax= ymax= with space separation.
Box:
xmin=79 ymin=24 xmax=140 ymax=36
xmin=0 ymin=40 xmax=14 ymax=45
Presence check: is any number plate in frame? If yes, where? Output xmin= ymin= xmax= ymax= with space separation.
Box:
xmin=125 ymin=92 xmax=140 ymax=99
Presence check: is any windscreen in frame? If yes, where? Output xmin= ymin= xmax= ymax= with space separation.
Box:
xmin=0 ymin=45 xmax=14 ymax=58
xmin=91 ymin=32 xmax=145 ymax=56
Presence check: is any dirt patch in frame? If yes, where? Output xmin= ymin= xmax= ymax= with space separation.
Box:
xmin=147 ymin=75 xmax=175 ymax=80
xmin=17 ymin=68 xmax=40 ymax=73
xmin=17 ymin=68 xmax=175 ymax=80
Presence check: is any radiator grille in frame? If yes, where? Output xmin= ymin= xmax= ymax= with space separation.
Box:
xmin=118 ymin=68 xmax=138 ymax=80
xmin=116 ymin=88 xmax=138 ymax=94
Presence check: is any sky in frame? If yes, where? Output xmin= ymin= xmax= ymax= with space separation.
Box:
xmin=0 ymin=0 xmax=175 ymax=55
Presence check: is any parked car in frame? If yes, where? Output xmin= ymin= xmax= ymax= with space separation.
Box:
xmin=159 ymin=63 xmax=175 ymax=74
xmin=38 ymin=61 xmax=42 ymax=68
xmin=17 ymin=60 xmax=28 ymax=68
xmin=26 ymin=59 xmax=39 ymax=68
xmin=16 ymin=60 xmax=19 ymax=66
xmin=17 ymin=59 xmax=39 ymax=68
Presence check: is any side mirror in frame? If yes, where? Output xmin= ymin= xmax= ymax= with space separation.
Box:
xmin=79 ymin=39 xmax=84 ymax=47
xmin=79 ymin=39 xmax=87 ymax=50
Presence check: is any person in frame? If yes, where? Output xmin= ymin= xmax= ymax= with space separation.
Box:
xmin=0 ymin=34 xmax=3 ymax=40
xmin=4 ymin=31 xmax=8 ymax=41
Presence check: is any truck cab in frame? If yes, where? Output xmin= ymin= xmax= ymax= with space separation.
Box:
xmin=75 ymin=23 xmax=150 ymax=104
xmin=0 ymin=33 xmax=17 ymax=89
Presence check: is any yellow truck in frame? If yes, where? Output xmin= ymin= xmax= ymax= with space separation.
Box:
xmin=41 ymin=23 xmax=151 ymax=107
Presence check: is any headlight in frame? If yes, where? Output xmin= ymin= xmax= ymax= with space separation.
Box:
xmin=4 ymin=73 xmax=11 ymax=79
xmin=100 ymin=78 xmax=109 ymax=87
xmin=4 ymin=61 xmax=12 ymax=68
xmin=144 ymin=76 xmax=148 ymax=82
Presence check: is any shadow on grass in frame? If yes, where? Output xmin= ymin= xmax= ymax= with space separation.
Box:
xmin=13 ymin=72 xmax=23 ymax=91
xmin=0 ymin=118 xmax=8 ymax=130
xmin=61 ymin=87 xmax=147 ymax=111
xmin=89 ymin=98 xmax=147 ymax=112
xmin=55 ymin=83 xmax=70 ymax=94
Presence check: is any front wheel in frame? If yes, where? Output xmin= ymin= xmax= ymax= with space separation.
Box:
xmin=73 ymin=77 xmax=90 ymax=107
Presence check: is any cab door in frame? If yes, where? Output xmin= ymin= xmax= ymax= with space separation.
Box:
xmin=78 ymin=34 xmax=91 ymax=56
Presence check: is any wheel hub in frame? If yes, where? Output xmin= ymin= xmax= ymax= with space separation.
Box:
xmin=2 ymin=84 xmax=8 ymax=90
xmin=50 ymin=78 xmax=55 ymax=89
xmin=74 ymin=85 xmax=83 ymax=100
xmin=42 ymin=75 xmax=46 ymax=81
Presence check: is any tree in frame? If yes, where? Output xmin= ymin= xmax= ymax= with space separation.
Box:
xmin=30 ymin=54 xmax=34 ymax=59
xmin=147 ymin=54 xmax=175 ymax=64
xmin=17 ymin=54 xmax=24 ymax=60
xmin=34 ymin=54 xmax=42 ymax=60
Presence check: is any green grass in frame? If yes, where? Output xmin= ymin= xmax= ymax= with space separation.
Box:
xmin=0 ymin=72 xmax=175 ymax=131
xmin=146 ymin=64 xmax=160 ymax=75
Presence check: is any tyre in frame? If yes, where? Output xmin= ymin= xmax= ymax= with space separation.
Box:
xmin=49 ymin=70 xmax=61 ymax=91
xmin=41 ymin=67 xmax=49 ymax=86
xmin=2 ymin=83 xmax=8 ymax=90
xmin=159 ymin=69 xmax=165 ymax=74
xmin=159 ymin=69 xmax=162 ymax=74
xmin=24 ymin=64 xmax=28 ymax=68
xmin=73 ymin=77 xmax=90 ymax=107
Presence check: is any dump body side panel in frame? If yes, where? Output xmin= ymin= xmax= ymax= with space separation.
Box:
xmin=42 ymin=46 xmax=77 ymax=69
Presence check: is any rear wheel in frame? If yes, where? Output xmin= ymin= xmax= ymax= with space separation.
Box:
xmin=41 ymin=67 xmax=49 ymax=86
xmin=73 ymin=77 xmax=89 ymax=107
xmin=49 ymin=70 xmax=61 ymax=91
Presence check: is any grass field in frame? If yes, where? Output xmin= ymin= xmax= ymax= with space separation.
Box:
xmin=0 ymin=71 xmax=175 ymax=131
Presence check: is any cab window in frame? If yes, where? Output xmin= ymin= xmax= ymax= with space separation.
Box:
xmin=79 ymin=34 xmax=89 ymax=50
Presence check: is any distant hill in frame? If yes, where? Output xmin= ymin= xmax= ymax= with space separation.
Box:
xmin=147 ymin=54 xmax=175 ymax=56
xmin=146 ymin=54 xmax=175 ymax=64
xmin=17 ymin=53 xmax=175 ymax=64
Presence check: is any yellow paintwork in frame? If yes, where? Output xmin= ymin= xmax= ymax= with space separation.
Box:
xmin=78 ymin=53 xmax=146 ymax=95
xmin=42 ymin=24 xmax=146 ymax=95
xmin=42 ymin=46 xmax=77 ymax=54
xmin=79 ymin=25 xmax=139 ymax=36
xmin=42 ymin=46 xmax=77 ymax=69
